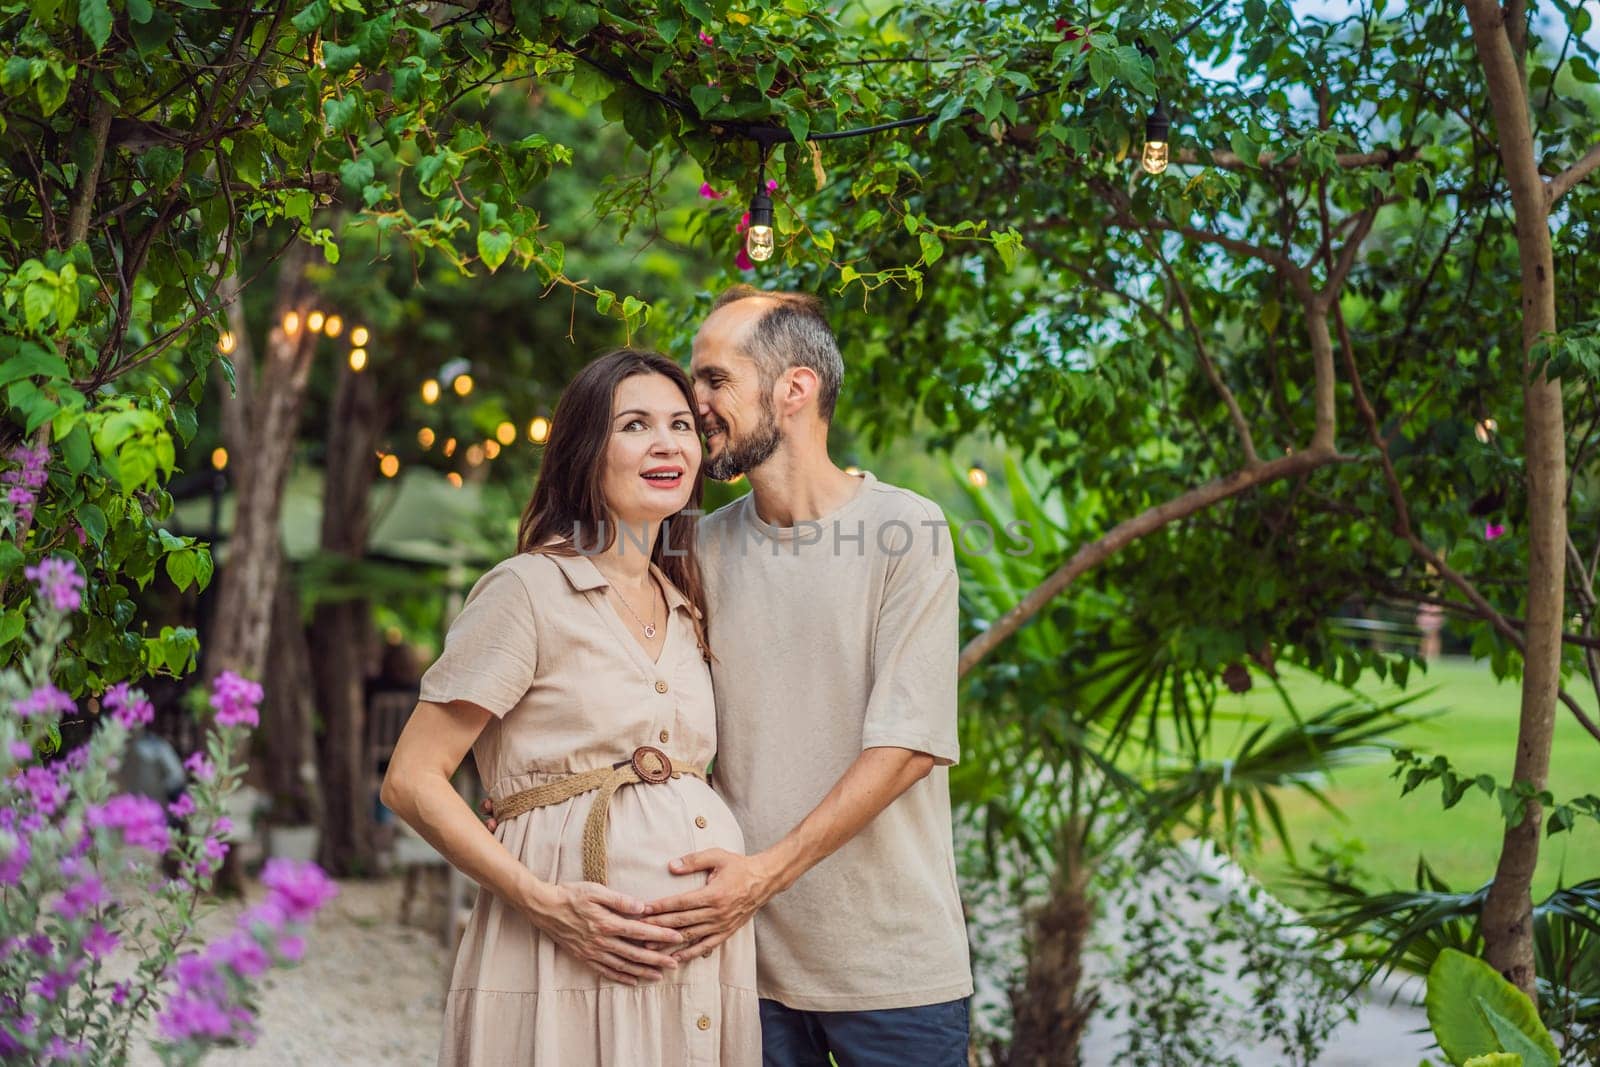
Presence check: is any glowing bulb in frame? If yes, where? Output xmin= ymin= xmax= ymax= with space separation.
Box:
xmin=967 ymin=465 xmax=989 ymax=488
xmin=348 ymin=348 xmax=368 ymax=372
xmin=495 ymin=421 xmax=516 ymax=446
xmin=466 ymin=443 xmax=485 ymax=467
xmin=442 ymin=437 xmax=457 ymax=458
xmin=211 ymin=447 xmax=229 ymax=471
xmin=282 ymin=311 xmax=301 ymax=336
xmin=218 ymin=331 xmax=236 ymax=355
xmin=350 ymin=326 xmax=370 ymax=347
xmin=528 ymin=417 xmax=551 ymax=444
xmin=453 ymin=374 xmax=475 ymax=397
xmin=447 ymin=472 xmax=463 ymax=488
xmin=845 ymin=466 xmax=861 ymax=477
xmin=746 ymin=225 xmax=775 ymax=262
xmin=484 ymin=440 xmax=502 ymax=460
xmin=379 ymin=454 xmax=400 ymax=478
xmin=418 ymin=427 xmax=435 ymax=449
xmin=1142 ymin=102 xmax=1171 ymax=176
xmin=1475 ymin=417 xmax=1499 ymax=443
xmin=421 ymin=379 xmax=440 ymax=404
xmin=323 ymin=315 xmax=344 ymax=338
xmin=307 ymin=311 xmax=326 ymax=333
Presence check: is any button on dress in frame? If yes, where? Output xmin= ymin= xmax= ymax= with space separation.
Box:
xmin=418 ymin=550 xmax=759 ymax=1067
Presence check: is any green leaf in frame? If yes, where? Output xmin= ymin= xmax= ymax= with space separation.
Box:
xmin=166 ymin=549 xmax=197 ymax=592
xmin=1480 ymin=1001 xmax=1556 ymax=1067
xmin=322 ymin=41 xmax=362 ymax=76
xmin=0 ymin=347 xmax=69 ymax=386
xmin=78 ymin=0 xmax=113 ymax=49
xmin=919 ymin=231 xmax=944 ymax=266
xmin=786 ymin=109 xmax=810 ymax=147
xmin=283 ymin=190 xmax=313 ymax=224
xmin=0 ymin=609 xmax=24 ymax=649
xmin=476 ymin=228 xmax=513 ymax=272
xmin=127 ymin=0 xmax=154 ymax=22
xmin=689 ymin=83 xmax=723 ymax=116
xmin=594 ymin=289 xmax=615 ymax=315
xmin=1462 ymin=1055 xmax=1522 ymax=1067
xmin=292 ymin=0 xmax=331 ymax=32
xmin=61 ymin=423 xmax=92 ymax=474
xmin=23 ymin=282 xmax=55 ymax=331
xmin=323 ymin=93 xmax=361 ymax=133
xmin=1426 ymin=950 xmax=1558 ymax=1067
xmin=339 ymin=155 xmax=375 ymax=194
xmin=78 ymin=503 xmax=107 ymax=546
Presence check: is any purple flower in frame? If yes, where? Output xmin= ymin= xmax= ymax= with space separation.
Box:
xmin=14 ymin=683 xmax=74 ymax=721
xmin=87 ymin=794 xmax=170 ymax=854
xmin=45 ymin=1036 xmax=88 ymax=1063
xmin=766 ymin=178 xmax=779 ymax=192
xmin=260 ymin=859 xmax=338 ymax=923
xmin=29 ymin=968 xmax=75 ymax=1002
xmin=211 ymin=931 xmax=270 ymax=978
xmin=209 ymin=671 xmax=263 ymax=729
xmin=157 ymin=991 xmax=238 ymax=1042
xmin=698 ymin=181 xmax=723 ymax=200
xmin=24 ymin=557 xmax=86 ymax=613
xmin=18 ymin=766 xmax=66 ymax=816
xmin=110 ymin=981 xmax=130 ymax=1006
xmin=7 ymin=485 xmax=31 ymax=506
xmin=698 ymin=29 xmax=714 ymax=45
xmin=3 ymin=445 xmax=48 ymax=489
xmin=8 ymin=741 xmax=32 ymax=762
xmin=168 ymin=793 xmax=196 ymax=819
xmin=1485 ymin=521 xmax=1506 ymax=540
xmin=277 ymin=934 xmax=306 ymax=962
xmin=104 ymin=682 xmax=154 ymax=729
xmin=83 ymin=924 xmax=118 ymax=960
xmin=184 ymin=752 xmax=215 ymax=783
xmin=0 ymin=834 xmax=30 ymax=887
xmin=59 ymin=871 xmax=106 ymax=920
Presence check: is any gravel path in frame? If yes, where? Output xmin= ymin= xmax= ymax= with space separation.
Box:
xmin=130 ymin=876 xmax=451 ymax=1067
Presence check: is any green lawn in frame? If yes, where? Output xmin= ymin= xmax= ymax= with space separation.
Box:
xmin=1211 ymin=658 xmax=1600 ymax=900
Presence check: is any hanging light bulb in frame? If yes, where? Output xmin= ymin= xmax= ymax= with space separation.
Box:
xmin=453 ymin=373 xmax=475 ymax=397
xmin=1474 ymin=417 xmax=1499 ymax=444
xmin=348 ymin=347 xmax=368 ymax=372
xmin=967 ymin=464 xmax=989 ymax=488
xmin=442 ymin=437 xmax=457 ymax=458
xmin=217 ymin=331 xmax=236 ymax=355
xmin=350 ymin=325 xmax=370 ymax=347
xmin=1141 ymin=102 xmax=1171 ymax=175
xmin=466 ymin=443 xmax=485 ymax=467
xmin=484 ymin=440 xmax=502 ymax=460
xmin=528 ymin=416 xmax=551 ymax=444
xmin=379 ymin=454 xmax=400 ymax=478
xmin=495 ymin=421 xmax=516 ymax=446
xmin=281 ymin=311 xmax=301 ymax=336
xmin=211 ymin=447 xmax=229 ymax=471
xmin=446 ymin=472 xmax=463 ymax=488
xmin=323 ymin=315 xmax=344 ymax=338
xmin=418 ymin=427 xmax=435 ymax=449
xmin=745 ymin=186 xmax=775 ymax=263
xmin=421 ymin=379 xmax=440 ymax=404
xmin=307 ymin=310 xmax=326 ymax=334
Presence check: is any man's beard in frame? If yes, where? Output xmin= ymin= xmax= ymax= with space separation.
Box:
xmin=704 ymin=399 xmax=782 ymax=481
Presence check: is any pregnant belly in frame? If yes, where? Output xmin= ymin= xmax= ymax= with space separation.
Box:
xmin=544 ymin=776 xmax=745 ymax=903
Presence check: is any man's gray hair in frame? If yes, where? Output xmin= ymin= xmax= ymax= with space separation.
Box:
xmin=712 ymin=285 xmax=844 ymax=422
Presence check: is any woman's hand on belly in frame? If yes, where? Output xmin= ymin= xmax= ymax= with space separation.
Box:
xmin=525 ymin=881 xmax=686 ymax=986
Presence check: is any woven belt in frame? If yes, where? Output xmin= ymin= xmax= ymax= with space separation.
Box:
xmin=493 ymin=746 xmax=703 ymax=885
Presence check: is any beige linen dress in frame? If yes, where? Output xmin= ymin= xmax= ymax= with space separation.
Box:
xmin=418 ymin=549 xmax=760 ymax=1067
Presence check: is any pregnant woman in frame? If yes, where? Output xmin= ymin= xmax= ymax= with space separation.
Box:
xmin=381 ymin=349 xmax=759 ymax=1066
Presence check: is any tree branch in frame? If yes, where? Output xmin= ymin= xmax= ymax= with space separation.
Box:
xmin=1546 ymin=142 xmax=1600 ymax=206
xmin=957 ymin=446 xmax=1350 ymax=676
xmin=65 ymin=96 xmax=115 ymax=248
xmin=1174 ymin=146 xmax=1417 ymax=171
xmin=1141 ymin=233 xmax=1262 ymax=467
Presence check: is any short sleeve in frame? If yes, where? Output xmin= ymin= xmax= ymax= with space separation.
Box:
xmin=418 ymin=563 xmax=539 ymax=717
xmin=860 ymin=511 xmax=960 ymax=765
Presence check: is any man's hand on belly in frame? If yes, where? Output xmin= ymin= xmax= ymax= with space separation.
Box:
xmin=641 ymin=849 xmax=781 ymax=963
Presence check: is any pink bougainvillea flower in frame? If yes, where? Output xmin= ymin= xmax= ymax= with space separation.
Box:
xmin=735 ymin=247 xmax=755 ymax=271
xmin=698 ymin=29 xmax=714 ymax=45
xmin=766 ymin=179 xmax=778 ymax=192
xmin=698 ymin=182 xmax=723 ymax=201
xmin=1485 ymin=522 xmax=1506 ymax=541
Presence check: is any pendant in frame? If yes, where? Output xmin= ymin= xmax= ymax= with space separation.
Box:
xmin=643 ymin=624 xmax=657 ymax=638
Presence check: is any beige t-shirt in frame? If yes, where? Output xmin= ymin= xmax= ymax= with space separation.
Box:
xmin=698 ymin=471 xmax=973 ymax=1011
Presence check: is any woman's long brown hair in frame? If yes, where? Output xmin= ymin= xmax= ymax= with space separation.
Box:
xmin=516 ymin=349 xmax=710 ymax=654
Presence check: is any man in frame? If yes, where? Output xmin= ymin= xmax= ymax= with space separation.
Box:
xmin=643 ymin=285 xmax=972 ymax=1065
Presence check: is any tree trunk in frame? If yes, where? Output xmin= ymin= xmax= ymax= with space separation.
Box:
xmin=310 ymin=356 xmax=390 ymax=876
xmin=1008 ymin=821 xmax=1096 ymax=1067
xmin=1465 ymin=0 xmax=1565 ymax=998
xmin=262 ymin=567 xmax=317 ymax=825
xmin=207 ymin=241 xmax=318 ymax=683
